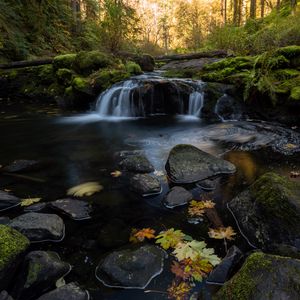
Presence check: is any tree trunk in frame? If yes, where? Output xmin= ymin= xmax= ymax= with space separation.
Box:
xmin=0 ymin=59 xmax=53 ymax=69
xmin=250 ymin=0 xmax=256 ymax=18
xmin=233 ymin=0 xmax=239 ymax=25
xmin=261 ymin=0 xmax=265 ymax=17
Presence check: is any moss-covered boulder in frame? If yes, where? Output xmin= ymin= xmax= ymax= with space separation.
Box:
xmin=228 ymin=173 xmax=300 ymax=255
xmin=214 ymin=252 xmax=300 ymax=300
xmin=125 ymin=61 xmax=142 ymax=75
xmin=0 ymin=225 xmax=30 ymax=290
xmin=53 ymin=54 xmax=76 ymax=71
xmin=56 ymin=68 xmax=73 ymax=86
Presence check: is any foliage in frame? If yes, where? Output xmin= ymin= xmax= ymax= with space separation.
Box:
xmin=188 ymin=200 xmax=215 ymax=217
xmin=20 ymin=197 xmax=42 ymax=207
xmin=167 ymin=281 xmax=192 ymax=300
xmin=67 ymin=182 xmax=103 ymax=197
xmin=208 ymin=227 xmax=237 ymax=240
xmin=155 ymin=229 xmax=187 ymax=250
xmin=131 ymin=228 xmax=156 ymax=242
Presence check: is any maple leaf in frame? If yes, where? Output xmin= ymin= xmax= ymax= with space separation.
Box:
xmin=170 ymin=261 xmax=191 ymax=280
xmin=111 ymin=170 xmax=122 ymax=178
xmin=21 ymin=197 xmax=42 ymax=207
xmin=129 ymin=228 xmax=139 ymax=243
xmin=67 ymin=182 xmax=103 ymax=197
xmin=208 ymin=226 xmax=236 ymax=241
xmin=188 ymin=200 xmax=215 ymax=217
xmin=134 ymin=228 xmax=156 ymax=242
xmin=155 ymin=228 xmax=185 ymax=250
xmin=167 ymin=281 xmax=192 ymax=300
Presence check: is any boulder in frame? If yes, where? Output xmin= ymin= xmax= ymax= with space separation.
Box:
xmin=130 ymin=174 xmax=162 ymax=196
xmin=12 ymin=251 xmax=71 ymax=300
xmin=0 ymin=191 xmax=20 ymax=212
xmin=196 ymin=179 xmax=218 ymax=191
xmin=164 ymin=186 xmax=193 ymax=208
xmin=228 ymin=173 xmax=300 ymax=252
xmin=119 ymin=155 xmax=154 ymax=173
xmin=10 ymin=213 xmax=65 ymax=242
xmin=165 ymin=144 xmax=236 ymax=184
xmin=0 ymin=225 xmax=30 ymax=290
xmin=96 ymin=245 xmax=166 ymax=289
xmin=49 ymin=199 xmax=92 ymax=221
xmin=207 ymin=246 xmax=243 ymax=285
xmin=0 ymin=291 xmax=14 ymax=300
xmin=214 ymin=252 xmax=300 ymax=300
xmin=36 ymin=283 xmax=89 ymax=300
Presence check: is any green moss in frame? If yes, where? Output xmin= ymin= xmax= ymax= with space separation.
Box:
xmin=25 ymin=261 xmax=43 ymax=288
xmin=72 ymin=77 xmax=89 ymax=91
xmin=74 ymin=51 xmax=114 ymax=75
xmin=56 ymin=68 xmax=73 ymax=85
xmin=0 ymin=225 xmax=29 ymax=271
xmin=275 ymin=46 xmax=300 ymax=59
xmin=290 ymin=86 xmax=300 ymax=101
xmin=37 ymin=65 xmax=54 ymax=84
xmin=273 ymin=69 xmax=300 ymax=80
xmin=125 ymin=61 xmax=142 ymax=75
xmin=249 ymin=172 xmax=300 ymax=226
xmin=203 ymin=56 xmax=254 ymax=72
xmin=214 ymin=252 xmax=273 ymax=300
xmin=53 ymin=54 xmax=76 ymax=70
xmin=64 ymin=86 xmax=74 ymax=97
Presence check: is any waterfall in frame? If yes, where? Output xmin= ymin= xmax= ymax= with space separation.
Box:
xmin=188 ymin=91 xmax=204 ymax=117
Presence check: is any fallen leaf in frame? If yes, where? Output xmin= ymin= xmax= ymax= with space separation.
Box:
xmin=111 ymin=170 xmax=122 ymax=178
xmin=167 ymin=281 xmax=192 ymax=300
xmin=188 ymin=200 xmax=215 ymax=217
xmin=21 ymin=197 xmax=42 ymax=207
xmin=155 ymin=228 xmax=185 ymax=250
xmin=284 ymin=143 xmax=298 ymax=149
xmin=208 ymin=226 xmax=236 ymax=241
xmin=67 ymin=182 xmax=103 ymax=197
xmin=134 ymin=228 xmax=156 ymax=241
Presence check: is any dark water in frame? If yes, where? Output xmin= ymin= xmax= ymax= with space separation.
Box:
xmin=0 ymin=106 xmax=300 ymax=299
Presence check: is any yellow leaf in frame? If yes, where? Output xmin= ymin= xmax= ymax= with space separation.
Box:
xmin=67 ymin=182 xmax=103 ymax=197
xmin=110 ymin=170 xmax=122 ymax=178
xmin=188 ymin=200 xmax=215 ymax=217
xmin=134 ymin=228 xmax=156 ymax=242
xmin=21 ymin=197 xmax=42 ymax=207
xmin=208 ymin=226 xmax=236 ymax=240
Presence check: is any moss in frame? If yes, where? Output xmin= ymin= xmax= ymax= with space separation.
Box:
xmin=53 ymin=54 xmax=76 ymax=70
xmin=249 ymin=172 xmax=300 ymax=226
xmin=25 ymin=261 xmax=43 ymax=288
xmin=74 ymin=51 xmax=114 ymax=75
xmin=125 ymin=61 xmax=142 ymax=75
xmin=48 ymin=83 xmax=64 ymax=96
xmin=290 ymin=86 xmax=300 ymax=101
xmin=72 ymin=77 xmax=89 ymax=92
xmin=56 ymin=68 xmax=73 ymax=85
xmin=0 ymin=225 xmax=29 ymax=271
xmin=203 ymin=56 xmax=254 ymax=72
xmin=275 ymin=45 xmax=300 ymax=59
xmin=214 ymin=252 xmax=273 ymax=300
xmin=37 ymin=65 xmax=54 ymax=84
xmin=273 ymin=69 xmax=300 ymax=80
xmin=64 ymin=86 xmax=74 ymax=97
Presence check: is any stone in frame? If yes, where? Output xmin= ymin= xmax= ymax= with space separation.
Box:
xmin=24 ymin=203 xmax=47 ymax=212
xmin=207 ymin=246 xmax=243 ymax=285
xmin=130 ymin=174 xmax=162 ymax=196
xmin=0 ymin=191 xmax=20 ymax=212
xmin=214 ymin=252 xmax=300 ymax=300
xmin=10 ymin=213 xmax=65 ymax=242
xmin=196 ymin=179 xmax=218 ymax=191
xmin=12 ymin=251 xmax=71 ymax=300
xmin=164 ymin=186 xmax=193 ymax=208
xmin=2 ymin=160 xmax=40 ymax=173
xmin=49 ymin=199 xmax=92 ymax=220
xmin=96 ymin=245 xmax=166 ymax=289
xmin=228 ymin=172 xmax=300 ymax=252
xmin=0 ymin=217 xmax=10 ymax=225
xmin=165 ymin=144 xmax=236 ymax=184
xmin=0 ymin=291 xmax=14 ymax=300
xmin=119 ymin=155 xmax=154 ymax=173
xmin=0 ymin=225 xmax=30 ymax=290
xmin=36 ymin=283 xmax=89 ymax=300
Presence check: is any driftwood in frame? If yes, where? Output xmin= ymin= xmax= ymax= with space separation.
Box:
xmin=155 ymin=50 xmax=229 ymax=62
xmin=0 ymin=58 xmax=53 ymax=69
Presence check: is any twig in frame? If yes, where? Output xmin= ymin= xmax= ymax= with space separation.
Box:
xmin=2 ymin=172 xmax=46 ymax=183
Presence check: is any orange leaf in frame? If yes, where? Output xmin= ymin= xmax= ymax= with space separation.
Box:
xmin=134 ymin=228 xmax=156 ymax=242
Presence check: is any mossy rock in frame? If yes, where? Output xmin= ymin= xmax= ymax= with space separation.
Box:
xmin=290 ymin=86 xmax=300 ymax=101
xmin=56 ymin=68 xmax=73 ymax=86
xmin=125 ymin=61 xmax=142 ymax=75
xmin=275 ymin=45 xmax=300 ymax=59
xmin=53 ymin=54 xmax=76 ymax=71
xmin=203 ymin=56 xmax=254 ymax=72
xmin=214 ymin=252 xmax=300 ymax=300
xmin=228 ymin=172 xmax=300 ymax=252
xmin=0 ymin=225 xmax=30 ymax=290
xmin=71 ymin=77 xmax=92 ymax=94
xmin=37 ymin=65 xmax=55 ymax=84
xmin=74 ymin=51 xmax=114 ymax=75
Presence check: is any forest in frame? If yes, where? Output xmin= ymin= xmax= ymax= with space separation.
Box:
xmin=0 ymin=1 xmax=300 ymax=300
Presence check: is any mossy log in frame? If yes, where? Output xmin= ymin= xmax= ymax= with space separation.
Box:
xmin=0 ymin=59 xmax=53 ymax=69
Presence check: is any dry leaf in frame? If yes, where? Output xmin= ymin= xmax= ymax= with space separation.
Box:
xmin=134 ymin=228 xmax=156 ymax=241
xmin=111 ymin=170 xmax=122 ymax=178
xmin=208 ymin=226 xmax=236 ymax=240
xmin=167 ymin=281 xmax=192 ymax=300
xmin=67 ymin=182 xmax=103 ymax=197
xmin=21 ymin=197 xmax=42 ymax=207
xmin=188 ymin=200 xmax=215 ymax=217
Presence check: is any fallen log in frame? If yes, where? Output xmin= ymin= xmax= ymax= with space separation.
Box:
xmin=0 ymin=58 xmax=53 ymax=69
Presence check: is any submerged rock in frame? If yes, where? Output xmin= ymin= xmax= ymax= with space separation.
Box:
xmin=12 ymin=251 xmax=71 ymax=300
xmin=207 ymin=246 xmax=242 ymax=285
xmin=0 ymin=191 xmax=20 ymax=212
xmin=0 ymin=291 xmax=14 ymax=300
xmin=49 ymin=198 xmax=92 ymax=220
xmin=214 ymin=252 xmax=300 ymax=300
xmin=24 ymin=203 xmax=47 ymax=212
xmin=0 ymin=225 xmax=30 ymax=290
xmin=36 ymin=283 xmax=89 ymax=300
xmin=119 ymin=155 xmax=154 ymax=173
xmin=2 ymin=160 xmax=40 ymax=173
xmin=130 ymin=174 xmax=162 ymax=196
xmin=10 ymin=213 xmax=65 ymax=242
xmin=164 ymin=186 xmax=193 ymax=208
xmin=196 ymin=179 xmax=218 ymax=191
xmin=96 ymin=245 xmax=166 ymax=289
xmin=228 ymin=172 xmax=300 ymax=252
xmin=165 ymin=144 xmax=236 ymax=184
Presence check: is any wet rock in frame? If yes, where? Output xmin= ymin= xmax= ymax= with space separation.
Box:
xmin=165 ymin=144 xmax=236 ymax=184
xmin=207 ymin=246 xmax=243 ymax=285
xmin=130 ymin=174 xmax=162 ymax=196
xmin=214 ymin=252 xmax=300 ymax=300
xmin=36 ymin=283 xmax=89 ymax=300
xmin=196 ymin=179 xmax=218 ymax=191
xmin=0 ymin=191 xmax=21 ymax=212
xmin=161 ymin=58 xmax=220 ymax=71
xmin=24 ymin=203 xmax=47 ymax=212
xmin=96 ymin=245 xmax=166 ymax=289
xmin=164 ymin=186 xmax=193 ymax=208
xmin=2 ymin=160 xmax=40 ymax=173
xmin=0 ymin=291 xmax=14 ymax=300
xmin=0 ymin=216 xmax=11 ymax=225
xmin=49 ymin=198 xmax=92 ymax=220
xmin=12 ymin=251 xmax=71 ymax=300
xmin=97 ymin=219 xmax=130 ymax=249
xmin=228 ymin=172 xmax=300 ymax=252
xmin=119 ymin=155 xmax=154 ymax=173
xmin=0 ymin=225 xmax=30 ymax=290
xmin=10 ymin=213 xmax=65 ymax=242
